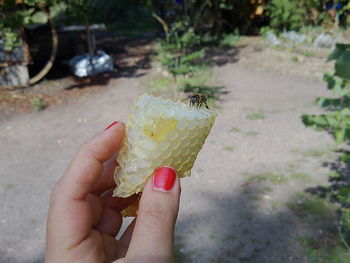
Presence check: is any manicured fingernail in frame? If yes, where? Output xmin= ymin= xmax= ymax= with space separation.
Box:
xmin=153 ymin=166 xmax=176 ymax=192
xmin=104 ymin=121 xmax=118 ymax=131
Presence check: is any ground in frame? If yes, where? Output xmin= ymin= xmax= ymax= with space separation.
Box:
xmin=0 ymin=37 xmax=342 ymax=262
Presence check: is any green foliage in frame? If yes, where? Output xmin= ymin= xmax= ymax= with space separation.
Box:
xmin=265 ymin=0 xmax=350 ymax=31
xmin=302 ymin=43 xmax=350 ymax=245
xmin=153 ymin=12 xmax=207 ymax=79
xmin=30 ymin=97 xmax=46 ymax=111
xmin=155 ymin=42 xmax=205 ymax=77
xmin=328 ymin=171 xmax=344 ymax=180
xmin=302 ymin=44 xmax=350 ymax=144
xmin=329 ymin=44 xmax=350 ymax=81
xmin=0 ymin=0 xmax=93 ymax=51
xmin=0 ymin=2 xmax=37 ymax=51
xmin=219 ymin=31 xmax=240 ymax=47
xmin=1 ymin=29 xmax=22 ymax=52
xmin=267 ymin=0 xmax=303 ymax=31
xmin=298 ymin=234 xmax=350 ymax=263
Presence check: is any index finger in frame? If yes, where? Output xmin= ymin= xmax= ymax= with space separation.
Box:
xmin=59 ymin=122 xmax=124 ymax=201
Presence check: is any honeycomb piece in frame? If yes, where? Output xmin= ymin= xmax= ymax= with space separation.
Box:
xmin=113 ymin=93 xmax=216 ymax=198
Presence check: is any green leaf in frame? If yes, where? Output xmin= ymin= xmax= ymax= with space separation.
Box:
xmin=31 ymin=11 xmax=48 ymax=24
xmin=324 ymin=73 xmax=336 ymax=90
xmin=327 ymin=43 xmax=350 ymax=62
xmin=334 ymin=129 xmax=348 ymax=144
xmin=316 ymin=97 xmax=342 ymax=108
xmin=301 ymin=114 xmax=314 ymax=126
xmin=335 ymin=51 xmax=350 ymax=80
xmin=341 ymin=152 xmax=350 ymax=163
xmin=341 ymin=108 xmax=350 ymax=116
xmin=337 ymin=186 xmax=350 ymax=203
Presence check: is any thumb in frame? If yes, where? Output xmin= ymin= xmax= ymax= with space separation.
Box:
xmin=124 ymin=167 xmax=181 ymax=263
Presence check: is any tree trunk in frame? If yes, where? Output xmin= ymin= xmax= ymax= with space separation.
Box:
xmin=85 ymin=15 xmax=95 ymax=77
xmin=28 ymin=6 xmax=58 ymax=86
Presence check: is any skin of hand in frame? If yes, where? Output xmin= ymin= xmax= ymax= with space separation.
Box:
xmin=45 ymin=121 xmax=181 ymax=263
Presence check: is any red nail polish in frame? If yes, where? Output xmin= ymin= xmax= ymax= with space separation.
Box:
xmin=104 ymin=121 xmax=118 ymax=131
xmin=153 ymin=166 xmax=176 ymax=192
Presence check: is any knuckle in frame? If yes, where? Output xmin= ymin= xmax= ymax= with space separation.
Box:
xmin=137 ymin=204 xmax=174 ymax=230
xmin=80 ymin=139 xmax=105 ymax=162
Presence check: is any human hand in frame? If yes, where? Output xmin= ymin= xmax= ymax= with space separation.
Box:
xmin=46 ymin=121 xmax=181 ymax=263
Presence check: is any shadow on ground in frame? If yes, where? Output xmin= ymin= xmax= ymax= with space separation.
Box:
xmin=305 ymin=148 xmax=350 ymax=203
xmin=34 ymin=36 xmax=247 ymax=91
xmin=204 ymin=44 xmax=243 ymax=67
xmin=0 ymin=251 xmax=44 ymax=263
xmin=42 ymin=37 xmax=155 ymax=90
xmin=173 ymin=184 xmax=335 ymax=263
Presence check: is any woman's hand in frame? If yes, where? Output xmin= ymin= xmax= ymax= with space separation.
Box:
xmin=46 ymin=121 xmax=181 ymax=263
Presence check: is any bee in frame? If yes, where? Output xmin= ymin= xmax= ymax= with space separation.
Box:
xmin=189 ymin=93 xmax=209 ymax=109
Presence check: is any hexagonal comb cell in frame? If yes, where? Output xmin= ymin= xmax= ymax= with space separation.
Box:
xmin=113 ymin=94 xmax=217 ymax=200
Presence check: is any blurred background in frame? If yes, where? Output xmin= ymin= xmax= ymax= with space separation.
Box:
xmin=1 ymin=0 xmax=350 ymax=262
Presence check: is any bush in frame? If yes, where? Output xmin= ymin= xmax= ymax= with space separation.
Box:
xmin=302 ymin=43 xmax=350 ymax=243
xmin=219 ymin=30 xmax=240 ymax=47
xmin=267 ymin=0 xmax=303 ymax=31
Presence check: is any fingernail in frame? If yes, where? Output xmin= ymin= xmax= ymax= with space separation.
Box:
xmin=104 ymin=121 xmax=118 ymax=131
xmin=153 ymin=166 xmax=176 ymax=192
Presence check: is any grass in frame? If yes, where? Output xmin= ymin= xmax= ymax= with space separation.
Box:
xmin=290 ymin=189 xmax=348 ymax=263
xmin=174 ymin=244 xmax=186 ymax=263
xmin=291 ymin=172 xmax=312 ymax=183
xmin=212 ymin=241 xmax=247 ymax=263
xmin=291 ymin=148 xmax=331 ymax=158
xmin=224 ymin=146 xmax=234 ymax=152
xmin=262 ymin=186 xmax=273 ymax=193
xmin=271 ymin=199 xmax=279 ymax=210
xmin=30 ymin=98 xmax=46 ymax=111
xmin=305 ymin=146 xmax=336 ymax=159
xmin=287 ymin=162 xmax=301 ymax=170
xmin=241 ymin=228 xmax=253 ymax=235
xmin=305 ymin=149 xmax=328 ymax=157
xmin=291 ymin=55 xmax=298 ymax=62
xmin=219 ymin=33 xmax=240 ymax=47
xmin=329 ymin=171 xmax=344 ymax=181
xmin=3 ymin=183 xmax=14 ymax=190
xmin=229 ymin=126 xmax=241 ymax=133
xmin=246 ymin=111 xmax=265 ymax=120
xmin=244 ymin=172 xmax=287 ymax=184
xmin=245 ymin=131 xmax=259 ymax=137
xmin=224 ymin=235 xmax=236 ymax=242
xmin=251 ymin=173 xmax=287 ymax=184
xmin=300 ymin=50 xmax=316 ymax=57
xmin=286 ymin=192 xmax=336 ymax=223
xmin=297 ymin=234 xmax=350 ymax=263
xmin=244 ymin=212 xmax=253 ymax=221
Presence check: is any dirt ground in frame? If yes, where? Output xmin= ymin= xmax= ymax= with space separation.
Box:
xmin=0 ymin=37 xmax=339 ymax=262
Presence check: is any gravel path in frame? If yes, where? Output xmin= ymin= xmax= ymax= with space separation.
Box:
xmin=0 ymin=61 xmax=335 ymax=262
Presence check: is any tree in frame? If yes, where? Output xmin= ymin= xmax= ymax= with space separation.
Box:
xmin=0 ymin=0 xmax=96 ymax=87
